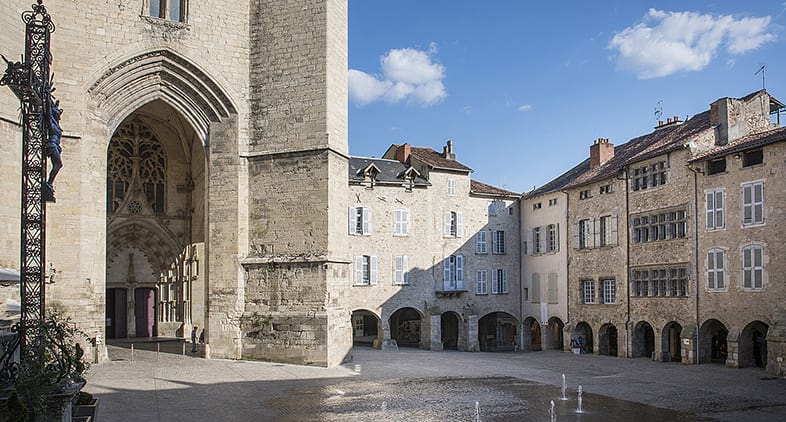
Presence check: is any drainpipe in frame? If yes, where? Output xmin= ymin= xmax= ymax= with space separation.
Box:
xmin=621 ymin=168 xmax=631 ymax=358
xmin=519 ymin=199 xmax=524 ymax=350
xmin=689 ymin=166 xmax=703 ymax=364
xmin=563 ymin=190 xmax=571 ymax=347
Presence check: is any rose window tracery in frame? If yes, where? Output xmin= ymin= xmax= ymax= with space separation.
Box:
xmin=107 ymin=119 xmax=167 ymax=213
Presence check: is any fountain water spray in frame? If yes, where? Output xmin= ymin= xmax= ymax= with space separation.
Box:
xmin=549 ymin=400 xmax=556 ymax=422
xmin=576 ymin=385 xmax=584 ymax=413
xmin=560 ymin=373 xmax=567 ymax=400
xmin=475 ymin=401 xmax=481 ymax=422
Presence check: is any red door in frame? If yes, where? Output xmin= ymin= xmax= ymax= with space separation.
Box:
xmin=134 ymin=288 xmax=156 ymax=338
xmin=106 ymin=288 xmax=128 ymax=338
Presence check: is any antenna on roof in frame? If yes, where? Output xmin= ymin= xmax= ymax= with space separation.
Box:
xmin=755 ymin=65 xmax=766 ymax=90
xmin=654 ymin=100 xmax=663 ymax=123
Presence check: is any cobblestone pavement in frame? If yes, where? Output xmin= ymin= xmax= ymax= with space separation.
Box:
xmin=84 ymin=341 xmax=786 ymax=421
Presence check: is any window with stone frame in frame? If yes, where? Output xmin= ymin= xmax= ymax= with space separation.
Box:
xmin=581 ymin=280 xmax=595 ymax=304
xmin=631 ymin=160 xmax=667 ymax=191
xmin=742 ymin=149 xmax=763 ymax=167
xmin=393 ymin=255 xmax=409 ymax=285
xmin=601 ymin=279 xmax=615 ymax=304
xmin=707 ymin=248 xmax=726 ymax=290
xmin=599 ymin=215 xmax=618 ymax=246
xmin=532 ymin=226 xmax=542 ymax=253
xmin=491 ymin=269 xmax=507 ymax=294
xmin=705 ymin=189 xmax=725 ymax=230
xmin=741 ymin=181 xmax=764 ymax=226
xmin=476 ymin=230 xmax=487 ymax=254
xmin=631 ymin=267 xmax=688 ymax=297
xmin=475 ymin=269 xmax=488 ymax=295
xmin=444 ymin=211 xmax=463 ymax=237
xmin=348 ymin=207 xmax=371 ymax=235
xmin=741 ymin=244 xmax=764 ymax=290
xmin=631 ymin=209 xmax=686 ymax=243
xmin=447 ymin=178 xmax=456 ymax=196
xmin=149 ymin=0 xmax=188 ymax=23
xmin=354 ymin=255 xmax=377 ymax=285
xmin=443 ymin=255 xmax=464 ymax=291
xmin=394 ymin=208 xmax=410 ymax=236
xmin=107 ymin=119 xmax=167 ymax=214
xmin=546 ymin=224 xmax=558 ymax=252
xmin=492 ymin=230 xmax=506 ymax=254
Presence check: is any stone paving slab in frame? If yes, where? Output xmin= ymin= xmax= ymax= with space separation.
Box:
xmin=83 ymin=343 xmax=786 ymax=421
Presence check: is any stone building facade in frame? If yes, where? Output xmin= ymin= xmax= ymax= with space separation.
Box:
xmin=347 ymin=142 xmax=522 ymax=352
xmin=0 ymin=0 xmax=351 ymax=366
xmin=533 ymin=89 xmax=786 ymax=375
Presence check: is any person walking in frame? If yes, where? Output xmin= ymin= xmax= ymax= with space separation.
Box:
xmin=191 ymin=325 xmax=198 ymax=353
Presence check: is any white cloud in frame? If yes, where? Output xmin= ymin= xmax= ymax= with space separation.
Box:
xmin=518 ymin=104 xmax=533 ymax=112
xmin=609 ymin=9 xmax=775 ymax=79
xmin=349 ymin=44 xmax=446 ymax=106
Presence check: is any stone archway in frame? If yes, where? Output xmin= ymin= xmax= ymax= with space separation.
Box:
xmin=599 ymin=323 xmax=618 ymax=356
xmin=662 ymin=322 xmax=682 ymax=362
xmin=105 ymin=101 xmax=207 ymax=338
xmin=572 ymin=322 xmax=593 ymax=354
xmin=633 ymin=321 xmax=655 ymax=358
xmin=522 ymin=317 xmax=542 ymax=351
xmin=389 ymin=307 xmax=423 ymax=348
xmin=547 ymin=317 xmax=564 ymax=351
xmin=739 ymin=321 xmax=768 ymax=368
xmin=440 ymin=312 xmax=460 ymax=350
xmin=478 ymin=312 xmax=518 ymax=352
xmin=700 ymin=319 xmax=729 ymax=364
xmin=351 ymin=309 xmax=381 ymax=347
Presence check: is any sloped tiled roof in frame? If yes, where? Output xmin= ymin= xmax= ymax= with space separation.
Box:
xmin=563 ymin=111 xmax=713 ymax=189
xmin=409 ymin=147 xmax=473 ymax=172
xmin=348 ymin=157 xmax=429 ymax=186
xmin=470 ymin=180 xmax=520 ymax=198
xmin=689 ymin=126 xmax=786 ymax=162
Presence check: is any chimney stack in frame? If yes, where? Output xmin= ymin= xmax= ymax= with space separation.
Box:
xmin=443 ymin=140 xmax=455 ymax=161
xmin=396 ymin=143 xmax=411 ymax=164
xmin=589 ymin=138 xmax=614 ymax=169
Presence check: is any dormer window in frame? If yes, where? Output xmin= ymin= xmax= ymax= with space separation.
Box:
xmin=357 ymin=163 xmax=380 ymax=189
xmin=400 ymin=167 xmax=420 ymax=192
xmin=707 ymin=158 xmax=726 ymax=175
xmin=742 ymin=150 xmax=763 ymax=167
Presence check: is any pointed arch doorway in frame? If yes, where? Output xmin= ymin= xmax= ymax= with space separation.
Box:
xmin=105 ymin=100 xmax=206 ymax=338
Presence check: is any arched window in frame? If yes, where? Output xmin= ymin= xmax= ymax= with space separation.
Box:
xmin=108 ymin=119 xmax=167 ymax=214
xmin=149 ymin=0 xmax=188 ymax=23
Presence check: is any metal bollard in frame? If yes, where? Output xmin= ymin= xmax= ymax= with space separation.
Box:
xmin=131 ymin=344 xmax=134 ymax=361
xmin=157 ymin=343 xmax=160 ymax=361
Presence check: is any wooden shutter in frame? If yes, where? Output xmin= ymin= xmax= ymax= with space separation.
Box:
xmin=572 ymin=223 xmax=580 ymax=249
xmin=715 ymin=191 xmax=724 ymax=229
xmin=370 ymin=256 xmax=378 ymax=285
xmin=444 ymin=212 xmax=451 ymax=236
xmin=363 ymin=207 xmax=371 ymax=234
xmin=554 ymin=223 xmax=560 ymax=252
xmin=456 ymin=212 xmax=464 ymax=237
xmin=705 ymin=192 xmax=714 ymax=229
xmin=348 ymin=207 xmax=355 ymax=235
xmin=531 ymin=273 xmax=541 ymax=303
xmin=491 ymin=270 xmax=499 ymax=294
xmin=547 ymin=272 xmax=558 ymax=303
xmin=526 ymin=228 xmax=533 ymax=254
xmin=591 ymin=218 xmax=599 ymax=248
xmin=355 ymin=256 xmax=363 ymax=284
xmin=456 ymin=255 xmax=463 ymax=284
xmin=443 ymin=257 xmax=450 ymax=283
xmin=501 ymin=270 xmax=508 ymax=294
xmin=402 ymin=255 xmax=409 ymax=284
xmin=538 ymin=226 xmax=547 ymax=253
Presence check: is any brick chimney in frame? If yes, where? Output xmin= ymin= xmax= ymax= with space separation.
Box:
xmin=589 ymin=138 xmax=614 ymax=169
xmin=442 ymin=140 xmax=455 ymax=161
xmin=395 ymin=143 xmax=411 ymax=163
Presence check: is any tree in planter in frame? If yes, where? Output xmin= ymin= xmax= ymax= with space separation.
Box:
xmin=3 ymin=311 xmax=90 ymax=421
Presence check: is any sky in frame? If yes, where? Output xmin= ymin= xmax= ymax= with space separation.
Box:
xmin=347 ymin=1 xmax=786 ymax=194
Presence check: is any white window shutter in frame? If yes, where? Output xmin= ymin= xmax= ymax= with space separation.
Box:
xmin=403 ymin=255 xmax=409 ymax=284
xmin=555 ymin=223 xmax=560 ymax=251
xmin=444 ymin=212 xmax=451 ymax=236
xmin=443 ymin=257 xmax=450 ymax=282
xmin=348 ymin=207 xmax=355 ymax=235
xmin=610 ymin=216 xmax=618 ymax=245
xmin=456 ymin=212 xmax=464 ymax=237
xmin=363 ymin=207 xmax=372 ymax=234
xmin=705 ymin=192 xmax=714 ymax=229
xmin=456 ymin=255 xmax=463 ymax=283
xmin=572 ymin=223 xmax=579 ymax=249
xmin=502 ymin=270 xmax=508 ymax=293
xmin=491 ymin=270 xmax=499 ymax=294
xmin=539 ymin=226 xmax=547 ymax=253
xmin=355 ymin=256 xmax=363 ymax=283
xmin=370 ymin=256 xmax=378 ymax=285
xmin=717 ymin=191 xmax=724 ymax=228
xmin=404 ymin=209 xmax=410 ymax=234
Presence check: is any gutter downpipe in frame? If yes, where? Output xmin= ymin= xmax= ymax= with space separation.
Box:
xmin=563 ymin=190 xmax=571 ymax=347
xmin=689 ymin=165 xmax=703 ymax=365
xmin=623 ymin=168 xmax=631 ymax=358
xmin=519 ymin=198 xmax=524 ymax=350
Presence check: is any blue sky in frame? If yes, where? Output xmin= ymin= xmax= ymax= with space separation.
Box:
xmin=347 ymin=1 xmax=786 ymax=193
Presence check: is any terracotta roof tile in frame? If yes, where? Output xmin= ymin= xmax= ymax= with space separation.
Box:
xmin=689 ymin=126 xmax=786 ymax=162
xmin=409 ymin=147 xmax=473 ymax=172
xmin=470 ymin=180 xmax=520 ymax=197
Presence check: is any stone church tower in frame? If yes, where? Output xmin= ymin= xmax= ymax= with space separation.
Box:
xmin=0 ymin=0 xmax=351 ymax=366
